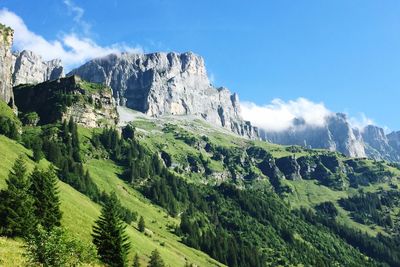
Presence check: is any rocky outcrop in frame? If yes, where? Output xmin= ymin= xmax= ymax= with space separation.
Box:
xmin=275 ymin=156 xmax=302 ymax=180
xmin=69 ymin=52 xmax=258 ymax=139
xmin=13 ymin=75 xmax=118 ymax=127
xmin=12 ymin=50 xmax=64 ymax=86
xmin=362 ymin=125 xmax=400 ymax=162
xmin=0 ymin=24 xmax=14 ymax=106
xmin=261 ymin=113 xmax=366 ymax=158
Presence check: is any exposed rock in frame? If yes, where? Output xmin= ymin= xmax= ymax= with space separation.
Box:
xmin=326 ymin=113 xmax=366 ymax=158
xmin=275 ymin=156 xmax=302 ymax=180
xmin=12 ymin=50 xmax=64 ymax=86
xmin=0 ymin=24 xmax=14 ymax=106
xmin=388 ymin=131 xmax=400 ymax=153
xmin=69 ymin=52 xmax=258 ymax=139
xmin=362 ymin=125 xmax=400 ymax=162
xmin=261 ymin=113 xmax=366 ymax=158
xmin=13 ymin=75 xmax=118 ymax=128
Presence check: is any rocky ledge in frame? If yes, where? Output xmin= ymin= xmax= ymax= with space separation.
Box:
xmin=13 ymin=75 xmax=118 ymax=128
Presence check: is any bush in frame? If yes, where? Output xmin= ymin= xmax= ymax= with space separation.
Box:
xmin=25 ymin=225 xmax=97 ymax=267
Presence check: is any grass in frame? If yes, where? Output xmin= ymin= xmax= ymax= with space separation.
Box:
xmin=86 ymin=158 xmax=224 ymax=266
xmin=0 ymin=237 xmax=26 ymax=266
xmin=78 ymin=80 xmax=110 ymax=94
xmin=0 ymin=100 xmax=21 ymax=127
xmin=0 ymin=134 xmax=222 ymax=266
xmin=283 ymin=178 xmax=394 ymax=236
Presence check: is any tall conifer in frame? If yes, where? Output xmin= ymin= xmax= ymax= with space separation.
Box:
xmin=30 ymin=165 xmax=62 ymax=230
xmin=92 ymin=192 xmax=130 ymax=267
xmin=0 ymin=155 xmax=36 ymax=237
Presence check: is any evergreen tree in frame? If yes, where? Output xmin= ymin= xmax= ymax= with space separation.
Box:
xmin=133 ymin=253 xmax=140 ymax=267
xmin=0 ymin=155 xmax=36 ymax=237
xmin=30 ymin=165 xmax=62 ymax=230
xmin=148 ymin=249 xmax=165 ymax=267
xmin=92 ymin=192 xmax=130 ymax=267
xmin=138 ymin=216 xmax=146 ymax=233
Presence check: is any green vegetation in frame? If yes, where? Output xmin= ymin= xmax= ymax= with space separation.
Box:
xmin=0 ymin=124 xmax=221 ymax=266
xmin=0 ymin=23 xmax=12 ymax=43
xmin=30 ymin=166 xmax=62 ymax=230
xmin=25 ymin=225 xmax=97 ymax=267
xmin=0 ymin=100 xmax=20 ymax=140
xmin=92 ymin=192 xmax=131 ymax=267
xmin=138 ymin=216 xmax=146 ymax=233
xmin=0 ymin=156 xmax=36 ymax=237
xmin=2 ymin=100 xmax=400 ymax=266
xmin=78 ymin=80 xmax=110 ymax=94
xmin=148 ymin=249 xmax=165 ymax=267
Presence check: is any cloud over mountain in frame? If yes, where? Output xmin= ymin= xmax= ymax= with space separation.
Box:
xmin=241 ymin=97 xmax=374 ymax=132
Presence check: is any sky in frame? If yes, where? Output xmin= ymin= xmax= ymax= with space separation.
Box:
xmin=1 ymin=0 xmax=400 ymax=131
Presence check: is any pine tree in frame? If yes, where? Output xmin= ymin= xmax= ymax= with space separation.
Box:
xmin=0 ymin=155 xmax=36 ymax=237
xmin=138 ymin=216 xmax=145 ymax=232
xmin=148 ymin=249 xmax=165 ymax=267
xmin=92 ymin=192 xmax=130 ymax=267
xmin=133 ymin=253 xmax=140 ymax=267
xmin=30 ymin=165 xmax=62 ymax=230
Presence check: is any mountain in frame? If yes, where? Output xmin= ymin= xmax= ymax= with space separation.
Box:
xmin=0 ymin=24 xmax=14 ymax=107
xmin=13 ymin=75 xmax=118 ymax=127
xmin=69 ymin=52 xmax=258 ymax=139
xmin=1 ymin=23 xmax=400 ymax=266
xmin=362 ymin=125 xmax=400 ymax=162
xmin=260 ymin=112 xmax=400 ymax=162
xmin=2 ymin=104 xmax=400 ymax=266
xmin=260 ymin=113 xmax=366 ymax=157
xmin=12 ymin=50 xmax=64 ymax=86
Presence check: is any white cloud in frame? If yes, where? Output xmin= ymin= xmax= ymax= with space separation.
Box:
xmin=349 ymin=113 xmax=375 ymax=131
xmin=241 ymin=98 xmax=332 ymax=132
xmin=63 ymin=0 xmax=91 ymax=35
xmin=242 ymin=97 xmax=377 ymax=133
xmin=0 ymin=8 xmax=143 ymax=70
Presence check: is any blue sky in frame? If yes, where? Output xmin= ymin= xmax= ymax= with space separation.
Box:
xmin=1 ymin=0 xmax=400 ymax=131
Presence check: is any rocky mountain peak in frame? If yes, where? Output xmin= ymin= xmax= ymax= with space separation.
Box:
xmin=12 ymin=49 xmax=64 ymax=86
xmin=261 ymin=113 xmax=366 ymax=158
xmin=69 ymin=52 xmax=258 ymax=138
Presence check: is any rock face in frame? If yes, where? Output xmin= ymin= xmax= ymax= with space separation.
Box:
xmin=13 ymin=75 xmax=118 ymax=128
xmin=261 ymin=113 xmax=366 ymax=158
xmin=362 ymin=125 xmax=400 ymax=162
xmin=0 ymin=24 xmax=14 ymax=106
xmin=12 ymin=50 xmax=64 ymax=86
xmin=69 ymin=52 xmax=258 ymax=138
xmin=259 ymin=112 xmax=400 ymax=162
xmin=388 ymin=131 xmax=400 ymax=153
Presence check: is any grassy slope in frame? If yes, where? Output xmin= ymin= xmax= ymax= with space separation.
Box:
xmin=0 ymin=134 xmax=222 ymax=266
xmin=128 ymin=114 xmax=400 ymax=237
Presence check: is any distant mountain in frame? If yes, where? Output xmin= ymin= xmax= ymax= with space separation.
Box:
xmin=260 ymin=112 xmax=400 ymax=162
xmin=69 ymin=52 xmax=258 ymax=139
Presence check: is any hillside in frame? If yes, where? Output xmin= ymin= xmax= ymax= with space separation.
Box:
xmin=0 ymin=130 xmax=222 ymax=266
xmin=1 ymin=97 xmax=400 ymax=266
xmin=122 ymin=108 xmax=400 ymax=237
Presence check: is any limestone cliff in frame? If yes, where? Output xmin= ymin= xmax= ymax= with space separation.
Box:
xmin=0 ymin=24 xmax=14 ymax=106
xmin=69 ymin=52 xmax=258 ymax=138
xmin=12 ymin=50 xmax=64 ymax=86
xmin=13 ymin=75 xmax=118 ymax=128
xmin=261 ymin=113 xmax=366 ymax=158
